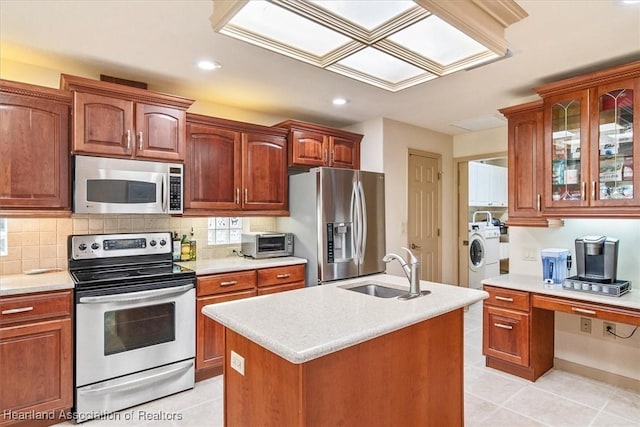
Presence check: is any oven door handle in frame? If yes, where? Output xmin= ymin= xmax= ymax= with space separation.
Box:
xmin=78 ymin=283 xmax=193 ymax=304
xmin=78 ymin=360 xmax=194 ymax=395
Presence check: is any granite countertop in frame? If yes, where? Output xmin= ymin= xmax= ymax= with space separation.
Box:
xmin=202 ymin=273 xmax=488 ymax=364
xmin=482 ymin=274 xmax=640 ymax=311
xmin=0 ymin=271 xmax=74 ymax=296
xmin=178 ymin=256 xmax=307 ymax=276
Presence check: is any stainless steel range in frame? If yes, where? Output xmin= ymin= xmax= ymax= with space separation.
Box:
xmin=68 ymin=232 xmax=195 ymax=422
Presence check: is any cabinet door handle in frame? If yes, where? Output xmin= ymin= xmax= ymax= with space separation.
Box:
xmin=126 ymin=130 xmax=131 ymax=150
xmin=324 ymin=149 xmax=328 ymax=162
xmin=571 ymin=307 xmax=596 ymax=315
xmin=494 ymin=323 xmax=513 ymax=330
xmin=220 ymin=281 xmax=237 ymax=286
xmin=536 ymin=194 xmax=541 ymax=212
xmin=276 ymin=274 xmax=290 ymax=279
xmin=244 ymin=188 xmax=248 ymax=204
xmin=235 ymin=188 xmax=240 ymax=205
xmin=2 ymin=306 xmax=34 ymax=315
xmin=138 ymin=131 xmax=143 ymax=150
xmin=581 ymin=182 xmax=586 ymax=201
xmin=591 ymin=181 xmax=596 ymax=200
xmin=331 ymin=149 xmax=335 ymax=164
xmin=495 ymin=296 xmax=514 ymax=302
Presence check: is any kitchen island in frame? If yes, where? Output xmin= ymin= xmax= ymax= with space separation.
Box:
xmin=202 ymin=273 xmax=488 ymax=426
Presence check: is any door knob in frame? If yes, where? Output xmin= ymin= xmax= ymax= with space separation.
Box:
xmin=410 ymin=243 xmax=421 ymax=250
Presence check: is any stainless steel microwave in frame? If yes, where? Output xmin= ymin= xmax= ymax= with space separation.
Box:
xmin=73 ymin=155 xmax=183 ymax=214
xmin=241 ymin=232 xmax=294 ymax=259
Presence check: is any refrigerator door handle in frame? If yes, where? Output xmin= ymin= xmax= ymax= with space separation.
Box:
xmin=358 ymin=180 xmax=367 ymax=264
xmin=350 ymin=181 xmax=360 ymax=262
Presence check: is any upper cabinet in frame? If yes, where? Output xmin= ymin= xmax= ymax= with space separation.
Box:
xmin=500 ymin=101 xmax=546 ymax=226
xmin=501 ymin=61 xmax=640 ymax=224
xmin=185 ymin=114 xmax=288 ymax=216
xmin=537 ymin=62 xmax=640 ymax=216
xmin=0 ymin=79 xmax=72 ymax=216
xmin=60 ymin=74 xmax=194 ymax=162
xmin=468 ymin=162 xmax=507 ymax=207
xmin=275 ymin=120 xmax=362 ymax=170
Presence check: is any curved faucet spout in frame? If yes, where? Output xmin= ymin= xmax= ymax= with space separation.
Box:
xmin=382 ymin=248 xmax=421 ymax=298
xmin=382 ymin=252 xmax=410 ymax=279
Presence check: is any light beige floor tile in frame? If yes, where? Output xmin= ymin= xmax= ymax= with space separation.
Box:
xmin=477 ymin=407 xmax=547 ymax=427
xmin=464 ymin=364 xmax=529 ymax=405
xmin=504 ymin=386 xmax=599 ymax=426
xmin=590 ymin=410 xmax=640 ymax=427
xmin=533 ymin=369 xmax=618 ymax=410
xmin=464 ymin=393 xmax=499 ymax=427
xmin=603 ymin=387 xmax=640 ymax=423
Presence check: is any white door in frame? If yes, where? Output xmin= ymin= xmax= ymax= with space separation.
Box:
xmin=407 ymin=151 xmax=441 ymax=282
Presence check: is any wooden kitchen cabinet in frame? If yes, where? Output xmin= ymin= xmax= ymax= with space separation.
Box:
xmin=275 ymin=120 xmax=362 ymax=170
xmin=60 ymin=74 xmax=194 ymax=162
xmin=536 ymin=61 xmax=640 ymax=217
xmin=499 ymin=100 xmax=547 ymax=226
xmin=185 ymin=114 xmax=288 ymax=216
xmin=482 ymin=285 xmax=553 ymax=381
xmin=257 ymin=264 xmax=305 ymax=295
xmin=0 ymin=290 xmax=73 ymax=427
xmin=0 ymin=79 xmax=71 ymax=216
xmin=195 ymin=264 xmax=305 ymax=381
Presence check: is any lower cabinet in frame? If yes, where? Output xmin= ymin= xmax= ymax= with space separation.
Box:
xmin=0 ymin=290 xmax=73 ymax=427
xmin=195 ymin=264 xmax=305 ymax=381
xmin=482 ymin=285 xmax=554 ymax=381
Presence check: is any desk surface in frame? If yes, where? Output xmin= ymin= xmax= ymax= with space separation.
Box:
xmin=482 ymin=274 xmax=640 ymax=311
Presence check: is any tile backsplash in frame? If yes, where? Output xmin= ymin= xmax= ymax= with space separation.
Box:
xmin=0 ymin=215 xmax=276 ymax=275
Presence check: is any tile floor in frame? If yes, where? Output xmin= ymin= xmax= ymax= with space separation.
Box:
xmin=56 ymin=302 xmax=640 ymax=426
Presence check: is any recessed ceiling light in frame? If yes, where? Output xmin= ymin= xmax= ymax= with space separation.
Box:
xmin=332 ymin=98 xmax=348 ymax=106
xmin=197 ymin=60 xmax=221 ymax=71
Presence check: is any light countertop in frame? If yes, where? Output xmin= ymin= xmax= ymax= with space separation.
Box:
xmin=202 ymin=273 xmax=488 ymax=364
xmin=178 ymin=256 xmax=307 ymax=275
xmin=482 ymin=274 xmax=640 ymax=311
xmin=0 ymin=256 xmax=307 ymax=296
xmin=0 ymin=271 xmax=74 ymax=296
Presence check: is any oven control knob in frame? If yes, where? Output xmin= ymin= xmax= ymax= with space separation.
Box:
xmin=91 ymin=243 xmax=100 ymax=250
xmin=150 ymin=240 xmax=157 ymax=247
xmin=78 ymin=243 xmax=87 ymax=251
xmin=159 ymin=239 xmax=167 ymax=246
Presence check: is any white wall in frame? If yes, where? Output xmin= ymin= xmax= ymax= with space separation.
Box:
xmin=345 ymin=118 xmax=384 ymax=173
xmin=453 ymin=126 xmax=507 ymax=158
xmin=382 ymin=118 xmax=455 ymax=283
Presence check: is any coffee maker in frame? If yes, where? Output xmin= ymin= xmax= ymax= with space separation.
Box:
xmin=575 ymin=236 xmax=618 ymax=283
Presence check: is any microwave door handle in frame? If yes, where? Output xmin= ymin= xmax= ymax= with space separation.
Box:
xmin=161 ymin=175 xmax=167 ymax=213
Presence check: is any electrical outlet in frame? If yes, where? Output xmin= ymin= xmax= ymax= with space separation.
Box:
xmin=230 ymin=350 xmax=245 ymax=375
xmin=603 ymin=322 xmax=616 ymax=339
xmin=580 ymin=317 xmax=592 ymax=333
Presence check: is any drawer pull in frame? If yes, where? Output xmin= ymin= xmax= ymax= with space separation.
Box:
xmin=2 ymin=306 xmax=34 ymax=315
xmin=571 ymin=307 xmax=596 ymax=315
xmin=494 ymin=323 xmax=513 ymax=330
xmin=220 ymin=281 xmax=238 ymax=286
xmin=495 ymin=296 xmax=514 ymax=302
xmin=276 ymin=274 xmax=290 ymax=279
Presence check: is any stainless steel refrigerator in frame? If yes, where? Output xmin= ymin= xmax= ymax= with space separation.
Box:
xmin=277 ymin=167 xmax=386 ymax=286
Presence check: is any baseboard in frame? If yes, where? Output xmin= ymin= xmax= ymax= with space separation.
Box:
xmin=554 ymin=358 xmax=640 ymax=393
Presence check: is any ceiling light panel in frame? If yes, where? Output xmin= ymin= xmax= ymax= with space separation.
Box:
xmin=310 ymin=1 xmax=416 ymax=31
xmin=226 ymin=1 xmax=351 ymax=57
xmin=388 ymin=15 xmax=489 ymax=66
xmin=333 ymin=46 xmax=425 ymax=84
xmin=211 ymin=0 xmax=526 ymax=91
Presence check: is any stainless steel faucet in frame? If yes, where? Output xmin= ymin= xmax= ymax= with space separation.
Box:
xmin=382 ymin=247 xmax=422 ymax=299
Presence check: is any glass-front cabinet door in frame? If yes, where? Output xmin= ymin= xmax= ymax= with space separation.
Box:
xmin=590 ymin=79 xmax=639 ymax=207
xmin=544 ymin=90 xmax=590 ymax=208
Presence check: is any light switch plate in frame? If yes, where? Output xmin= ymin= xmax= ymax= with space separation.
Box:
xmin=230 ymin=350 xmax=245 ymax=375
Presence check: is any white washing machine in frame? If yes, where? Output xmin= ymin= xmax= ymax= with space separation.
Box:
xmin=468 ymin=220 xmax=500 ymax=290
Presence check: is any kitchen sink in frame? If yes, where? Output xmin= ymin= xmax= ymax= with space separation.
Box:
xmin=341 ymin=283 xmax=407 ymax=298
